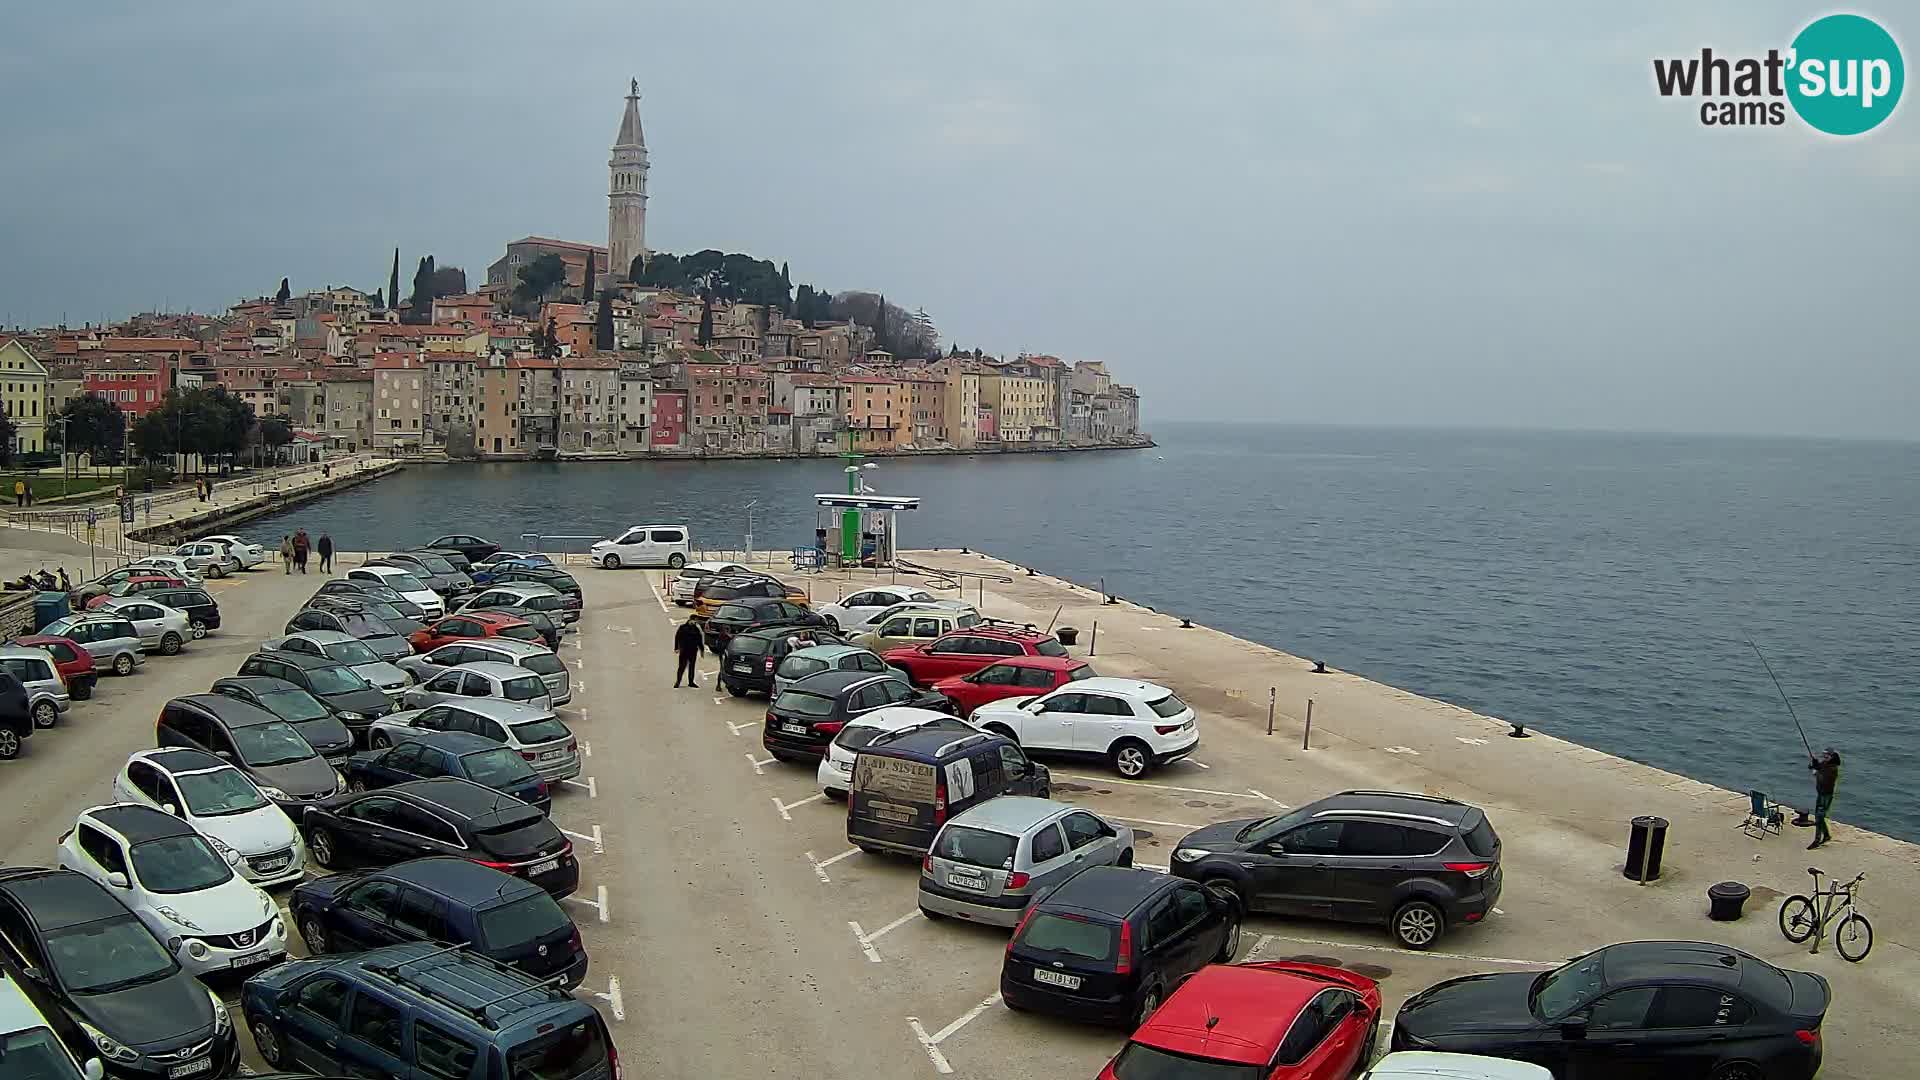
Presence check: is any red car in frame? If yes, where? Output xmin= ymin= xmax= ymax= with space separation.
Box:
xmin=1097 ymin=962 xmax=1382 ymax=1080
xmin=9 ymin=635 xmax=98 ymax=700
xmin=408 ymin=610 xmax=546 ymax=653
xmin=83 ymin=575 xmax=185 ymax=609
xmin=884 ymin=626 xmax=1072 ymax=685
xmin=932 ymin=655 xmax=1096 ymax=718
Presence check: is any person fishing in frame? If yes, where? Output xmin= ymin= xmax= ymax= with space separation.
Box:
xmin=1807 ymin=749 xmax=1841 ymax=849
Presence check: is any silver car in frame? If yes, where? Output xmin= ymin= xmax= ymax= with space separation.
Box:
xmin=918 ymin=798 xmax=1135 ymax=927
xmin=397 ymin=638 xmax=571 ymax=706
xmin=400 ymin=659 xmax=552 ymax=712
xmin=94 ymin=596 xmax=192 ymax=656
xmin=171 ymin=541 xmax=241 ymax=578
xmin=260 ymin=630 xmax=412 ymax=700
xmin=366 ymin=697 xmax=581 ymax=782
xmin=0 ymin=646 xmax=70 ymax=728
xmin=40 ymin=615 xmax=145 ymax=676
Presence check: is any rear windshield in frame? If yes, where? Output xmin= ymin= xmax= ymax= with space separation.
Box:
xmin=1032 ymin=639 xmax=1068 ymax=657
xmin=707 ymin=585 xmax=747 ymax=601
xmin=323 ymin=639 xmax=380 ymax=666
xmin=340 ymin=615 xmax=388 ymax=640
xmin=524 ymin=595 xmax=565 ymax=612
xmin=499 ymin=625 xmax=544 ymax=643
xmin=412 ymin=554 xmax=458 ymax=574
xmin=778 ymin=656 xmax=829 ymax=680
xmin=1016 ymin=913 xmax=1116 ymax=961
xmin=1464 ymin=814 xmax=1500 ymax=858
xmin=1147 ymin=694 xmax=1189 ymax=719
xmin=772 ymin=690 xmax=836 ymax=717
xmin=729 ymin=637 xmax=771 ymax=656
xmin=232 ymin=720 xmax=318 ymax=766
xmin=359 ymin=600 xmax=409 ymax=622
xmin=475 ymin=816 xmax=560 ymax=860
xmin=1066 ymin=665 xmax=1094 ymax=682
xmin=462 ymin=747 xmax=538 ymax=786
xmin=477 ymin=893 xmax=572 ymax=951
xmin=678 ymin=568 xmax=711 ymax=580
xmin=957 ymin=614 xmax=980 ymax=628
xmin=511 ymin=717 xmax=571 ymax=745
xmin=503 ymin=675 xmax=546 ymax=701
xmin=520 ymin=653 xmax=565 ymax=676
xmin=714 ymin=604 xmax=753 ymax=621
xmin=834 ymin=724 xmax=885 ymax=751
xmin=932 ymin=825 xmax=1018 ymax=870
xmin=1110 ymin=1042 xmax=1263 ymax=1080
xmin=507 ymin=1015 xmax=608 ymax=1080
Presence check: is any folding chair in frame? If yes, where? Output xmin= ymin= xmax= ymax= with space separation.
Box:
xmin=1741 ymin=790 xmax=1785 ymax=838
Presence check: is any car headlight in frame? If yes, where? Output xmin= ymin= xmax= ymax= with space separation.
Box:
xmin=258 ymin=784 xmax=290 ymax=801
xmin=337 ymin=710 xmax=365 ymax=721
xmin=79 ymin=1022 xmax=141 ymax=1064
xmin=156 ymin=906 xmax=203 ymax=931
xmin=207 ymin=988 xmax=231 ymax=1033
xmin=209 ymin=837 xmax=242 ymax=866
xmin=1173 ymin=848 xmax=1213 ymax=862
xmin=186 ymin=939 xmax=211 ymax=960
xmin=335 ymin=771 xmax=348 ymax=792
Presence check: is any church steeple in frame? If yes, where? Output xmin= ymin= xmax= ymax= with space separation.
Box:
xmin=615 ymin=78 xmax=645 ymax=148
xmin=607 ymin=79 xmax=650 ymax=290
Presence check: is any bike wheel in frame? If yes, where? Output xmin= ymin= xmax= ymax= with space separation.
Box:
xmin=1836 ymin=912 xmax=1873 ymax=962
xmin=1778 ymin=895 xmax=1818 ymax=943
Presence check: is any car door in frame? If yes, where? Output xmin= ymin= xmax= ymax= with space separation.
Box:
xmin=336 ymin=796 xmax=413 ymax=863
xmin=1021 ymin=691 xmax=1086 ymax=753
xmin=1024 ymin=820 xmax=1077 ymax=891
xmin=372 ymin=741 xmax=428 ymax=786
xmin=281 ymin=974 xmax=353 ymax=1073
xmin=1164 ymin=883 xmax=1221 ymax=978
xmin=1248 ymin=819 xmax=1345 ymax=917
xmin=118 ymin=603 xmax=161 ymax=645
xmin=388 ymin=804 xmax=460 ymax=859
xmin=1573 ymin=985 xmax=1748 ymax=1080
xmin=997 ymin=744 xmax=1046 ymax=796
xmin=1071 ymin=691 xmax=1135 ymax=754
xmin=417 ymin=670 xmax=465 ymax=707
xmin=1060 ymin=810 xmax=1120 ymax=869
xmin=336 ymin=986 xmax=411 ymax=1079
xmin=328 ymin=878 xmax=406 ymax=951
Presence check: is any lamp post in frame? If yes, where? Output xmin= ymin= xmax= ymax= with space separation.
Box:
xmin=744 ymin=499 xmax=758 ymax=563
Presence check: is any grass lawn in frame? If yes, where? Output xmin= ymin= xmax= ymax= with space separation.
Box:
xmin=0 ymin=472 xmax=125 ymax=500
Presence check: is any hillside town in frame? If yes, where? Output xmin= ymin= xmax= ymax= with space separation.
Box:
xmin=0 ymin=83 xmax=1146 ymax=464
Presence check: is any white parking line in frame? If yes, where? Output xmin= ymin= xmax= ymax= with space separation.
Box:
xmin=807 ymin=847 xmax=859 ymax=882
xmin=563 ymin=884 xmax=611 ymax=924
xmin=745 ymin=753 xmax=777 ymax=775
xmin=771 ymin=792 xmax=827 ymax=821
xmin=1247 ymin=932 xmax=1551 ymax=968
xmin=603 ymin=624 xmax=634 ymax=634
xmin=1058 ymin=773 xmax=1283 ymax=804
xmin=907 ymin=993 xmax=1002 ymax=1074
xmin=1246 ymin=788 xmax=1284 ymax=805
xmin=580 ymin=740 xmax=592 ymax=757
xmin=848 ymin=909 xmax=922 ymax=962
xmin=560 ymin=825 xmax=605 ymax=854
xmin=580 ymin=976 xmax=626 ymax=1021
xmin=726 ymin=720 xmax=756 ymax=736
xmin=1188 ymin=760 xmax=1210 ymax=769
xmin=562 ymin=777 xmax=597 ymax=797
xmin=714 ymin=696 xmax=727 ymax=706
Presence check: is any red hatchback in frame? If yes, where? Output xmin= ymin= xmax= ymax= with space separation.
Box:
xmin=932 ymin=655 xmax=1095 ymax=719
xmin=10 ymin=635 xmax=97 ymax=700
xmin=1097 ymin=962 xmax=1382 ymax=1080
xmin=83 ymin=575 xmax=185 ymax=609
xmin=408 ymin=610 xmax=546 ymax=653
xmin=884 ymin=626 xmax=1072 ymax=686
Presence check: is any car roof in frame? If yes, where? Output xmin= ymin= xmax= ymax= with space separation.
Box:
xmin=1134 ymin=963 xmax=1347 ymax=1065
xmin=948 ymin=796 xmax=1069 ymax=833
xmin=286 ymin=629 xmax=358 ymax=646
xmin=680 ymin=561 xmax=744 ymax=573
xmin=1044 ymin=865 xmax=1170 ymax=916
xmin=0 ymin=868 xmax=132 ymax=930
xmin=139 ymin=747 xmax=229 ymax=773
xmin=482 ymin=583 xmax=558 ymax=598
xmin=335 ymin=941 xmax=588 ymax=1032
xmin=49 ymin=615 xmax=133 ymax=632
xmin=1308 ymin=790 xmax=1475 ymax=827
xmin=451 ymin=660 xmax=536 ymax=681
xmin=212 ymin=675 xmax=300 ymax=695
xmin=0 ymin=645 xmax=55 ymax=662
xmin=979 ymin=655 xmax=1086 ymax=671
xmin=392 ymin=730 xmax=506 ymax=755
xmin=789 ymin=644 xmax=866 ymax=661
xmin=621 ymin=523 xmax=686 ymax=530
xmin=86 ymin=802 xmax=196 ymax=844
xmin=863 ymin=726 xmax=1001 ymax=760
xmin=422 ymin=696 xmax=553 ymax=721
xmin=784 ymin=670 xmax=883 ymax=695
xmin=1599 ymin=941 xmax=1777 ymax=998
xmin=961 ymin=624 xmax=1048 ymax=642
xmin=356 ymin=565 xmax=415 ymax=578
xmin=379 ymin=856 xmax=544 ymax=906
xmin=1363 ymin=1053 xmax=1555 ymax=1080
xmin=99 ymin=595 xmax=174 ymax=610
xmin=456 ymin=611 xmax=530 ymax=628
xmin=384 ymin=778 xmax=536 ymax=822
xmin=253 ymin=649 xmax=353 ymax=672
xmin=9 ymin=635 xmax=75 ymax=648
xmin=452 ymin=638 xmax=550 ymax=658
xmin=847 ymin=706 xmax=962 ymax=732
xmin=1069 ymin=677 xmax=1172 ymax=698
xmin=175 ymin=691 xmax=287 ymax=727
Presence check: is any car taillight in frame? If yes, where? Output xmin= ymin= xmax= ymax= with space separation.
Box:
xmin=1796 ymin=1029 xmax=1820 ymax=1047
xmin=765 ymin=658 xmax=775 ymax=673
xmin=1006 ymin=871 xmax=1031 ymax=890
xmin=520 ymin=751 xmax=537 ymax=761
xmin=1443 ymin=862 xmax=1492 ymax=879
xmin=922 ymin=853 xmax=933 ymax=873
xmin=569 ymin=926 xmax=582 ymax=951
xmin=934 ymin=780 xmax=947 ymax=826
xmin=1115 ymin=919 xmax=1133 ymax=975
xmin=560 ymin=840 xmax=574 ymax=858
xmin=765 ymin=710 xmax=778 ymax=726
xmin=474 ymin=858 xmax=515 ymax=870
xmin=1007 ymin=905 xmax=1037 ymax=954
xmin=535 ymin=781 xmax=549 ymax=796
xmin=1153 ymin=723 xmax=1183 ymax=735
xmin=608 ymin=1044 xmax=621 ymax=1080
xmin=817 ymin=721 xmax=844 ymax=735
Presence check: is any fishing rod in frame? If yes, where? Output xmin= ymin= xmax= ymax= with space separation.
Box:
xmin=1746 ymin=639 xmax=1814 ymax=759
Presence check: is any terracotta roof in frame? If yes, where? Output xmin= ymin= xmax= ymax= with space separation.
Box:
xmin=508 ymin=236 xmax=609 ymax=255
xmin=559 ymin=356 xmax=618 ymax=369
xmin=102 ymin=336 xmax=198 ymax=352
xmin=786 ymin=374 xmax=842 ymax=387
xmin=372 ymin=356 xmax=420 ymax=370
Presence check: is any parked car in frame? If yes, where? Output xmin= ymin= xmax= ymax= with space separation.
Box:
xmin=300 ymin=777 xmax=579 ymax=897
xmin=774 ymin=642 xmax=907 ymax=699
xmin=485 ymin=565 xmax=580 ymax=607
xmin=474 ymin=551 xmax=553 ymax=570
xmin=261 ymin=630 xmax=412 ymax=700
xmin=0 ymin=645 xmax=70 ymax=728
xmin=1001 ymin=865 xmax=1241 ymax=1028
xmin=235 ymin=650 xmax=394 ymax=741
xmin=0 ymin=672 xmax=33 ymax=759
xmin=39 ymin=615 xmax=143 ymax=677
xmin=590 ymin=522 xmax=690 ymax=568
xmin=468 ymin=557 xmax=554 ymax=587
xmin=464 ymin=605 xmax=563 ymax=650
xmin=9 ymin=634 xmax=96 ymax=700
xmin=171 ymin=540 xmax=241 ymax=578
xmin=847 ymin=727 xmax=1050 ymax=857
xmin=1171 ymin=790 xmax=1503 ymax=950
xmin=1096 ymin=961 xmax=1382 ymax=1080
xmin=456 ymin=583 xmax=577 ymax=626
xmin=367 ymin=699 xmax=580 ymax=784
xmin=705 ymin=597 xmax=826 ymax=656
xmin=285 ymin=602 xmax=411 ymax=662
xmin=68 ymin=566 xmax=178 ymax=607
xmin=125 ymin=556 xmax=202 ymax=586
xmin=139 ymin=585 xmax=220 ymax=639
xmin=919 ymin=798 xmax=1135 ymax=926
xmin=400 ymin=659 xmax=552 ymax=713
xmin=57 ymin=803 xmax=288 ymax=977
xmin=427 ymin=533 xmax=502 ymax=563
xmin=815 ymin=707 xmax=974 ymax=799
xmin=211 ymin=675 xmax=355 ymax=760
xmin=1389 ymin=941 xmax=1830 ymax=1080
xmin=972 ymin=677 xmax=1199 ymax=779
xmin=1364 ymin=1054 xmax=1553 ymax=1080
xmin=881 ymin=624 xmax=1064 ymax=684
xmin=313 ymin=576 xmax=428 ymax=621
xmin=428 ymin=548 xmax=474 ymax=575
xmin=241 ymin=941 xmax=613 ymax=1079
xmin=200 ymin=533 xmax=267 ymax=570
xmin=343 ymin=729 xmax=550 ymax=814
xmin=156 ymin=693 xmax=345 ymax=810
xmin=764 ymin=670 xmax=950 ymax=762
xmin=815 ymin=585 xmax=949 ymax=632
xmin=383 ymin=551 xmax=474 ymax=596
xmin=0 ymin=954 xmax=104 ymax=1079
xmin=719 ymin=625 xmax=845 ymax=697
xmin=111 ymin=747 xmax=308 ymax=887
xmin=934 ymin=655 xmax=1097 ymax=720
xmin=0 ymin=867 xmax=235 ymax=1080
xmin=81 ymin=576 xmax=184 ymax=609
xmin=289 ymin=857 xmax=586 ymax=986
xmin=669 ymin=560 xmax=750 ymax=605
xmin=408 ymin=611 xmax=545 ymax=653
xmin=345 ymin=564 xmax=443 ymax=618
xmin=692 ymin=574 xmax=809 ymax=621
xmin=92 ymin=597 xmax=190 ymax=656
xmin=307 ymin=591 xmax=425 ymax=638
xmin=852 ymin=603 xmax=987 ymax=654
xmin=396 ymin=639 xmax=570 ymax=706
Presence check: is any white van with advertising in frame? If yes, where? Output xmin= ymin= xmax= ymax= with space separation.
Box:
xmin=591 ymin=524 xmax=691 ymax=569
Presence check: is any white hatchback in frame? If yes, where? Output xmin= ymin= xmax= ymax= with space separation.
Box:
xmin=1363 ymin=1053 xmax=1553 ymax=1080
xmin=172 ymin=541 xmax=241 ymax=578
xmin=970 ymin=677 xmax=1199 ymax=779
xmin=347 ymin=564 xmax=443 ymax=618
xmin=670 ymin=561 xmax=751 ymax=605
xmin=202 ymin=534 xmax=268 ymax=569
xmin=58 ymin=803 xmax=288 ymax=976
xmin=815 ymin=706 xmax=976 ymax=798
xmin=590 ymin=524 xmax=690 ymax=570
xmin=111 ymin=748 xmax=307 ymax=888
xmin=816 ymin=585 xmax=944 ymax=632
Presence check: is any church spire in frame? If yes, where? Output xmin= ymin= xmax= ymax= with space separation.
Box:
xmin=615 ymin=78 xmax=645 ymax=148
xmin=607 ymin=79 xmax=650 ymax=289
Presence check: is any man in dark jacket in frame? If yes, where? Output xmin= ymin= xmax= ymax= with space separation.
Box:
xmin=1808 ymin=748 xmax=1841 ymax=849
xmin=317 ymin=533 xmax=334 ymax=573
xmin=673 ymin=615 xmax=704 ymax=688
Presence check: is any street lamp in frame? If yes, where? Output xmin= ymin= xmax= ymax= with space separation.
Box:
xmin=744 ymin=499 xmax=759 ymax=562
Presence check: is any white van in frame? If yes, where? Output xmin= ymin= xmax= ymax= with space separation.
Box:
xmin=591 ymin=524 xmax=691 ymax=569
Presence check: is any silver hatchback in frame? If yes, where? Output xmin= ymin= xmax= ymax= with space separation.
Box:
xmin=0 ymin=646 xmax=69 ymax=729
xmin=918 ymin=797 xmax=1135 ymax=927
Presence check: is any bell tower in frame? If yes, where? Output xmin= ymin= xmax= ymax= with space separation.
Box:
xmin=607 ymin=79 xmax=649 ymax=290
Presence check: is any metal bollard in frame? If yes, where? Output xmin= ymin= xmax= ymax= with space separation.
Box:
xmin=1302 ymin=699 xmax=1314 ymax=750
xmin=1266 ymin=687 xmax=1276 ymax=736
xmin=1089 ymin=620 xmax=1098 ymax=657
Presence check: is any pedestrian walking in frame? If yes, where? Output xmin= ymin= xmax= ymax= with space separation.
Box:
xmin=1807 ymin=748 xmax=1842 ymax=849
xmin=57 ymin=567 xmax=70 ymax=592
xmin=280 ymin=534 xmax=294 ymax=574
xmin=317 ymin=532 xmax=334 ymax=573
xmin=12 ymin=480 xmax=23 ymax=507
xmin=673 ymin=614 xmax=704 ymax=688
xmin=293 ymin=529 xmax=311 ymax=574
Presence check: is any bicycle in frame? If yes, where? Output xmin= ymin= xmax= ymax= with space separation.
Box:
xmin=1778 ymin=866 xmax=1872 ymax=962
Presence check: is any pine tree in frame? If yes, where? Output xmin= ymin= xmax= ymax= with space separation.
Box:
xmin=275 ymin=278 xmax=290 ymax=303
xmin=388 ymin=248 xmax=400 ymax=310
xmin=872 ymin=294 xmax=889 ymax=352
xmin=595 ymin=289 xmax=615 ymax=351
xmin=697 ymin=289 xmax=714 ymax=346
xmin=372 ymin=288 xmax=384 ymax=309
xmin=541 ymin=316 xmax=561 ymax=358
xmin=581 ymin=251 xmax=597 ymax=304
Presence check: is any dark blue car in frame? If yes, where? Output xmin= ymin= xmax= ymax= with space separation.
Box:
xmin=289 ymin=857 xmax=587 ymax=987
xmin=242 ymin=941 xmax=614 ymax=1080
xmin=343 ymin=729 xmax=550 ymax=813
xmin=470 ymin=556 xmax=555 ymax=587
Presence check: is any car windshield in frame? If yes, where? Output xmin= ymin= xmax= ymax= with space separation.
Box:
xmin=411 ymin=553 xmax=458 ymax=574
xmin=176 ymin=769 xmax=269 ymax=816
xmin=322 ymin=639 xmax=381 ymax=665
xmin=358 ymin=599 xmax=408 ymax=621
xmin=232 ymin=720 xmax=317 ymax=766
xmin=714 ymin=604 xmax=754 ymax=621
xmin=779 ymin=656 xmax=829 ymax=680
xmin=476 ymin=893 xmax=571 ymax=951
xmin=258 ymin=688 xmax=330 ymax=722
xmin=833 ymin=724 xmax=886 ymax=750
xmin=1235 ymin=806 xmax=1313 ymax=843
xmin=1016 ymin=913 xmax=1115 ymax=961
xmin=1532 ymin=952 xmax=1607 ymax=1018
xmin=511 ymin=717 xmax=571 ymax=745
xmin=0 ymin=1025 xmax=85 ymax=1079
xmin=1109 ymin=1042 xmax=1263 ymax=1080
xmin=462 ymin=747 xmax=538 ymax=786
xmin=932 ymin=825 xmax=1019 ymax=870
xmin=524 ymin=595 xmax=564 ymax=612
xmin=499 ymin=625 xmax=543 ymax=643
xmin=307 ymin=665 xmax=373 ymax=695
xmin=503 ymin=675 xmax=546 ymax=701
xmin=677 ymin=568 xmax=709 ymax=580
xmin=130 ymin=835 xmax=234 ymax=893
xmin=382 ymin=572 xmax=429 ymax=593
xmin=1032 ymin=639 xmax=1069 ymax=657
xmin=45 ymin=915 xmax=177 ymax=993
xmin=506 ymin=1016 xmax=608 ymax=1080
xmin=521 ymin=653 xmax=565 ymax=676
xmin=1147 ymin=694 xmax=1189 ymax=718
xmin=773 ymin=690 xmax=836 ymax=717
xmin=473 ymin=815 xmax=557 ymax=859
xmin=293 ymin=714 xmax=353 ymax=747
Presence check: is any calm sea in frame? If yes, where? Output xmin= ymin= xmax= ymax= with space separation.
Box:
xmin=245 ymin=424 xmax=1920 ymax=841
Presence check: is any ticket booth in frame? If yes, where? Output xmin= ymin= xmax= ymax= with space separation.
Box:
xmin=814 ymin=493 xmax=920 ymax=567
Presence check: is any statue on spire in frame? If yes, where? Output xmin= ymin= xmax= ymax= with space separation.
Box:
xmin=630 ymin=77 xmax=638 ymax=97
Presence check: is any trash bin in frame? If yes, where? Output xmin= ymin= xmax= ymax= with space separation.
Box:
xmin=143 ymin=477 xmax=154 ymax=493
xmin=1708 ymin=881 xmax=1751 ymax=921
xmin=1624 ymin=815 xmax=1669 ymax=881
xmin=32 ymin=591 xmax=70 ymax=632
xmin=1056 ymin=627 xmax=1079 ymax=647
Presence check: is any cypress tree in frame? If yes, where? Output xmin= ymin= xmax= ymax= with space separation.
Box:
xmin=581 ymin=250 xmax=596 ymax=304
xmin=275 ymin=278 xmax=290 ymax=303
xmin=388 ymin=248 xmax=400 ymax=310
xmin=595 ymin=290 xmax=615 ymax=351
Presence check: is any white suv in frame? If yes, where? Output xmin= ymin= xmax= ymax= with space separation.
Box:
xmin=591 ymin=524 xmax=690 ymax=569
xmin=970 ymin=677 xmax=1199 ymax=779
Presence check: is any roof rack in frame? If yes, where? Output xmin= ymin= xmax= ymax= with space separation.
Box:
xmin=1336 ymin=790 xmax=1463 ymax=805
xmin=934 ymin=732 xmax=993 ymax=756
xmin=363 ymin=943 xmax=565 ymax=1030
xmin=976 ymin=618 xmax=1040 ymax=633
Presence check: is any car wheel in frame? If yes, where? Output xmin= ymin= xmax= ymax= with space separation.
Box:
xmin=113 ymin=653 xmax=135 ymax=676
xmin=1117 ymin=847 xmax=1134 ymax=868
xmin=189 ymin=619 xmax=208 ymax=640
xmin=371 ymin=731 xmax=392 ymax=749
xmin=251 ymin=1018 xmax=285 ymax=1069
xmin=602 ymin=554 xmax=621 ymax=570
xmin=301 ymin=916 xmax=330 ymax=954
xmin=32 ymin=701 xmax=58 ymax=728
xmin=348 ymin=778 xmax=367 ymax=793
xmin=0 ymin=729 xmax=19 ymax=760
xmin=71 ymin=681 xmax=92 ymax=701
xmin=824 ymin=788 xmax=847 ymax=802
xmin=1111 ymin=739 xmax=1152 ymax=779
xmin=668 ymin=553 xmax=685 ymax=568
xmin=308 ymin=827 xmax=339 ymax=869
xmin=160 ymin=632 xmax=183 ymax=656
xmin=1217 ymin=916 xmax=1241 ymax=962
xmin=1135 ymin=984 xmax=1163 ymax=1027
xmin=823 ymin=615 xmax=839 ymax=631
xmin=1392 ymin=899 xmax=1445 ymax=949
xmin=1708 ymin=1064 xmax=1766 ymax=1080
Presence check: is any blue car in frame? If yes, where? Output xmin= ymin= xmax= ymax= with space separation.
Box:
xmin=242 ymin=941 xmax=615 ymax=1080
xmin=471 ymin=556 xmax=555 ymax=586
xmin=342 ymin=730 xmax=550 ymax=814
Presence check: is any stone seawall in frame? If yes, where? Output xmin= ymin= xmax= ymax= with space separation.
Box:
xmin=127 ymin=462 xmax=403 ymax=545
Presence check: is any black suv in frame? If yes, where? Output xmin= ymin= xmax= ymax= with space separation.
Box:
xmin=300 ymin=777 xmax=579 ymax=898
xmin=1001 ymin=865 xmax=1241 ymax=1028
xmin=143 ymin=585 xmax=220 ymax=637
xmin=290 ymin=856 xmax=587 ymax=987
xmin=1169 ymin=789 xmax=1503 ymax=950
xmin=720 ymin=625 xmax=844 ymax=697
xmin=0 ymin=672 xmax=32 ymax=760
xmin=704 ymin=597 xmax=824 ymax=656
xmin=236 ymin=649 xmax=393 ymax=741
xmin=763 ymin=669 xmax=948 ymax=761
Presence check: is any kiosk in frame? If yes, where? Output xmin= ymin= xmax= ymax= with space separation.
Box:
xmin=814 ymin=493 xmax=920 ymax=567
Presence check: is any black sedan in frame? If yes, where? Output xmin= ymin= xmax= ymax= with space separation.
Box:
xmin=763 ymin=669 xmax=948 ymax=761
xmin=300 ymin=777 xmax=579 ymax=897
xmin=429 ymin=533 xmax=501 ymax=563
xmin=704 ymin=598 xmax=826 ymax=655
xmin=211 ymin=675 xmax=355 ymax=760
xmin=1390 ymin=940 xmax=1830 ymax=1079
xmin=343 ymin=729 xmax=551 ymax=814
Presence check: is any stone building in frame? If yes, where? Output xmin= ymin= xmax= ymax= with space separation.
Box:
xmin=371 ymin=356 xmax=426 ymax=451
xmin=558 ymin=357 xmax=620 ymax=453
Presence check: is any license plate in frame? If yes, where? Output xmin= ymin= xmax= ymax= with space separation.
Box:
xmin=255 ymin=858 xmax=289 ymax=873
xmin=228 ymin=949 xmax=270 ymax=969
xmin=948 ymin=872 xmax=987 ymax=892
xmin=1032 ymin=968 xmax=1081 ymax=990
xmin=733 ymin=663 xmax=753 ymax=672
xmin=168 ymin=1058 xmax=213 ymax=1079
xmin=782 ymin=722 xmax=809 ymax=736
xmin=540 ymin=749 xmax=566 ymax=760
xmin=528 ymin=858 xmax=560 ymax=876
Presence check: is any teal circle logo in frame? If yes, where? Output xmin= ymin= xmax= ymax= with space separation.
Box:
xmin=1787 ymin=14 xmax=1904 ymax=135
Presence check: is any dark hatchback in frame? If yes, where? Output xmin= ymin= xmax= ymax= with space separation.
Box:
xmin=0 ymin=867 xmax=237 ymax=1080
xmin=300 ymin=777 xmax=578 ymax=898
xmin=211 ymin=676 xmax=355 ymax=760
xmin=1391 ymin=940 xmax=1830 ymax=1080
xmin=487 ymin=567 xmax=582 ymax=607
xmin=428 ymin=534 xmax=501 ymax=563
xmin=289 ymin=857 xmax=587 ymax=987
xmin=144 ymin=586 xmax=220 ymax=636
xmin=311 ymin=578 xmax=427 ymax=621
xmin=704 ymin=598 xmax=826 ymax=656
xmin=286 ymin=603 xmax=412 ymax=663
xmin=719 ymin=625 xmax=845 ymax=697
xmin=343 ymin=730 xmax=551 ymax=814
xmin=1002 ymin=865 xmax=1242 ymax=1029
xmin=306 ymin=592 xmax=425 ymax=639
xmin=763 ymin=669 xmax=949 ymax=761
xmin=235 ymin=650 xmax=393 ymax=744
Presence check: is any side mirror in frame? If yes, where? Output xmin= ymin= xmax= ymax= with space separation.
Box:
xmin=105 ymin=872 xmax=129 ymax=890
xmin=1559 ymin=1020 xmax=1588 ymax=1041
xmin=162 ymin=803 xmax=178 ymax=816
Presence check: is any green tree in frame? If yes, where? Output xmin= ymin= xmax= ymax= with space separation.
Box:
xmin=259 ymin=417 xmax=293 ymax=462
xmin=513 ymin=254 xmax=568 ymax=313
xmin=595 ymin=288 xmax=615 ymax=351
xmin=275 ymin=277 xmax=291 ymax=303
xmin=581 ymin=250 xmax=596 ymax=305
xmin=539 ymin=316 xmax=561 ymax=359
xmin=0 ymin=411 xmax=15 ymax=466
xmin=372 ymin=288 xmax=384 ymax=309
xmin=55 ymin=393 xmax=126 ymax=464
xmin=129 ymin=410 xmax=176 ymax=464
xmin=428 ymin=264 xmax=467 ymax=297
xmin=388 ymin=248 xmax=401 ymax=311
xmin=407 ymin=255 xmax=437 ymax=319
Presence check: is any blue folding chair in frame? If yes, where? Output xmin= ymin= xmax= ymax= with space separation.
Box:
xmin=1741 ymin=790 xmax=1785 ymax=838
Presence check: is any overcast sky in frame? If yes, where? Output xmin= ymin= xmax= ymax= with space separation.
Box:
xmin=2 ymin=2 xmax=1914 ymax=438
